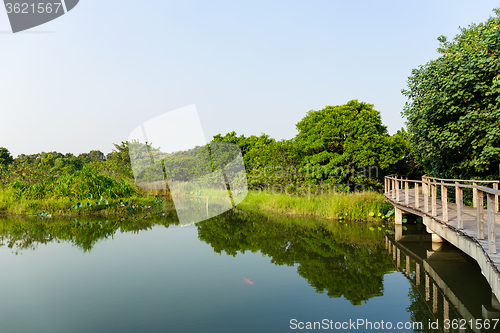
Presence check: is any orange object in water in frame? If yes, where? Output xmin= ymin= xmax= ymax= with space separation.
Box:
xmin=243 ymin=277 xmax=254 ymax=285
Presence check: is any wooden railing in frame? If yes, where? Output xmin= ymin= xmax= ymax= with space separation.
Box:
xmin=384 ymin=175 xmax=500 ymax=253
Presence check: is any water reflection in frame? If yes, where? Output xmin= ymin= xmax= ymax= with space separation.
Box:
xmin=197 ymin=209 xmax=394 ymax=305
xmin=0 ymin=209 xmax=393 ymax=305
xmin=2 ymin=209 xmax=499 ymax=333
xmin=0 ymin=211 xmax=179 ymax=253
xmin=387 ymin=228 xmax=500 ymax=332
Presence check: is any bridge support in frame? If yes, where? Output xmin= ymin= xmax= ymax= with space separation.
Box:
xmin=394 ymin=207 xmax=403 ymax=225
xmin=424 ymin=216 xmax=444 ymax=243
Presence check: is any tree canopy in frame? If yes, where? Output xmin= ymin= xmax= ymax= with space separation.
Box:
xmin=295 ymin=100 xmax=406 ymax=187
xmin=402 ymin=8 xmax=500 ymax=179
xmin=213 ymin=101 xmax=407 ymax=191
xmin=0 ymin=147 xmax=14 ymax=169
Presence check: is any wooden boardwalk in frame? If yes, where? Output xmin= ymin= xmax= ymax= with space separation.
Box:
xmin=385 ymin=175 xmax=500 ymax=299
xmin=387 ymin=189 xmax=500 ymax=262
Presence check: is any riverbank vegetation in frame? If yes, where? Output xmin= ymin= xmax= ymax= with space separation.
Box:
xmin=0 ymin=145 xmax=173 ymax=216
xmin=0 ymin=100 xmax=408 ymax=217
xmin=239 ymin=191 xmax=392 ymax=222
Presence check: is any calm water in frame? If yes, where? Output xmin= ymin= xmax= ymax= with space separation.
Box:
xmin=0 ymin=209 xmax=497 ymax=332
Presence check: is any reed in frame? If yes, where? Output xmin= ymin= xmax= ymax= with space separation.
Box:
xmin=238 ymin=190 xmax=391 ymax=222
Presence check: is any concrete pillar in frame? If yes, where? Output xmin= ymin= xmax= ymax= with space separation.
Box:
xmin=394 ymin=206 xmax=403 ymax=225
xmin=395 ymin=224 xmax=403 ymax=241
xmin=424 ymin=216 xmax=444 ymax=243
xmin=432 ymin=242 xmax=443 ymax=251
xmin=432 ymin=234 xmax=444 ymax=243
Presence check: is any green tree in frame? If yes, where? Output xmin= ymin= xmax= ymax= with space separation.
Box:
xmin=106 ymin=141 xmax=131 ymax=165
xmin=294 ymin=100 xmax=405 ymax=189
xmin=212 ymin=131 xmax=275 ymax=166
xmin=0 ymin=147 xmax=14 ymax=170
xmin=402 ymin=8 xmax=500 ymax=179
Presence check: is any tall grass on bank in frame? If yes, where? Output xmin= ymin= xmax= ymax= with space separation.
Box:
xmin=238 ymin=190 xmax=391 ymax=222
xmin=4 ymin=165 xmax=136 ymax=201
xmin=0 ymin=194 xmax=175 ymax=216
xmin=0 ymin=164 xmax=175 ymax=215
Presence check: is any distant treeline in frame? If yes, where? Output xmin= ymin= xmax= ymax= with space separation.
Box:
xmin=0 ymin=100 xmax=418 ymax=200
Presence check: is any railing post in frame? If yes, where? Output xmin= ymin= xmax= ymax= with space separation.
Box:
xmin=444 ymin=298 xmax=449 ymax=329
xmin=487 ymin=193 xmax=496 ymax=254
xmin=392 ymin=179 xmax=395 ymax=200
xmin=415 ymin=182 xmax=419 ymax=208
xmin=396 ymin=178 xmax=400 ymax=202
xmin=442 ymin=183 xmax=448 ymax=222
xmin=456 ymin=182 xmax=463 ymax=230
xmin=433 ymin=283 xmax=438 ymax=313
xmin=473 ymin=182 xmax=478 ymax=208
xmin=405 ymin=180 xmax=409 ymax=205
xmin=477 ymin=189 xmax=484 ymax=239
xmin=432 ymin=180 xmax=437 ymax=217
xmin=494 ymin=183 xmax=499 ymax=212
xmin=397 ymin=248 xmax=400 ymax=268
xmin=425 ymin=274 xmax=430 ymax=301
xmin=424 ymin=179 xmax=429 ymax=213
xmin=416 ymin=263 xmax=420 ymax=286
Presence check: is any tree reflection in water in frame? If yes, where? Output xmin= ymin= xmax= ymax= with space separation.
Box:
xmin=0 ymin=208 xmax=395 ymax=305
xmin=197 ymin=209 xmax=395 ymax=305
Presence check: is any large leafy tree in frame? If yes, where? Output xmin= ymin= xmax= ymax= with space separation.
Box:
xmin=294 ymin=100 xmax=405 ymax=189
xmin=402 ymin=8 xmax=500 ymax=179
xmin=0 ymin=147 xmax=14 ymax=170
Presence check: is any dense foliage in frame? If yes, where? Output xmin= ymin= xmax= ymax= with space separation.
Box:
xmin=0 ymin=147 xmax=14 ymax=170
xmin=402 ymin=8 xmax=500 ymax=179
xmin=295 ymin=100 xmax=407 ymax=187
xmin=214 ymin=100 xmax=408 ymax=191
xmin=0 ymin=148 xmax=137 ymax=202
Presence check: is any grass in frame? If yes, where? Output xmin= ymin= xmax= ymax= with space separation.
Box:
xmin=0 ymin=193 xmax=175 ymax=216
xmin=237 ymin=190 xmax=392 ymax=222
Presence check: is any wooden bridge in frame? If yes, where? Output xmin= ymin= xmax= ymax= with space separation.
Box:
xmin=385 ymin=175 xmax=500 ymax=299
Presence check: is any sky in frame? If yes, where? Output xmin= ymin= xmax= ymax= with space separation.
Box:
xmin=1 ymin=0 xmax=499 ymax=157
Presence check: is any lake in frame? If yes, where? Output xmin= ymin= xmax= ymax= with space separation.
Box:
xmin=0 ymin=209 xmax=498 ymax=332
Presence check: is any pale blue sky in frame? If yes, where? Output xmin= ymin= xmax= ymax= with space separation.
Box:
xmin=1 ymin=0 xmax=499 ymax=157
